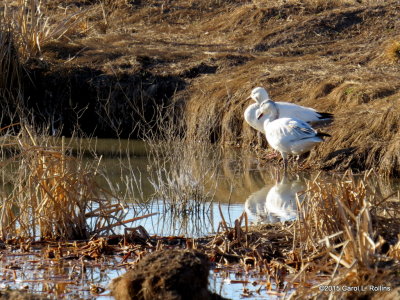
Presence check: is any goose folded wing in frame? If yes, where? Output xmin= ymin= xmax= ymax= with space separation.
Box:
xmin=287 ymin=120 xmax=316 ymax=138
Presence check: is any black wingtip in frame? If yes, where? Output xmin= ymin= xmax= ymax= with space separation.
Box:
xmin=317 ymin=132 xmax=331 ymax=138
xmin=317 ymin=112 xmax=334 ymax=119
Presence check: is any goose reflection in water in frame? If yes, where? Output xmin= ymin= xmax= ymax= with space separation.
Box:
xmin=245 ymin=174 xmax=306 ymax=224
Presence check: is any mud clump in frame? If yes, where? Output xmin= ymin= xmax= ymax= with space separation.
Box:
xmin=109 ymin=249 xmax=227 ymax=300
xmin=0 ymin=291 xmax=47 ymax=300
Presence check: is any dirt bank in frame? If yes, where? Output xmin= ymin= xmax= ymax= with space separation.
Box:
xmin=3 ymin=0 xmax=400 ymax=174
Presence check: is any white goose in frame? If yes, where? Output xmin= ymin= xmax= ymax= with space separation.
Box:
xmin=244 ymin=87 xmax=333 ymax=133
xmin=257 ymin=100 xmax=331 ymax=170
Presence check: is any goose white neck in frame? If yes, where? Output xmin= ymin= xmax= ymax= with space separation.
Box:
xmin=269 ymin=101 xmax=279 ymax=121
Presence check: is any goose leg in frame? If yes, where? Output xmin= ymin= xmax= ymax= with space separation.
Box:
xmin=281 ymin=152 xmax=288 ymax=172
xmin=257 ymin=131 xmax=263 ymax=147
xmin=297 ymin=152 xmax=309 ymax=169
xmin=283 ymin=165 xmax=288 ymax=177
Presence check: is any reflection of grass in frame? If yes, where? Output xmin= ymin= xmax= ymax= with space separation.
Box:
xmin=144 ymin=104 xmax=222 ymax=213
xmin=0 ymin=125 xmax=128 ymax=240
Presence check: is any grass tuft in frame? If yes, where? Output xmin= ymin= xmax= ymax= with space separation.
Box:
xmin=385 ymin=40 xmax=400 ymax=63
xmin=144 ymin=103 xmax=221 ymax=214
xmin=289 ymin=171 xmax=400 ymax=297
xmin=0 ymin=124 xmax=128 ymax=240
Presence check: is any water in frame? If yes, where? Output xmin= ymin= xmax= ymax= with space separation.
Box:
xmin=1 ymin=138 xmax=398 ymax=299
xmin=94 ymin=140 xmax=314 ymax=232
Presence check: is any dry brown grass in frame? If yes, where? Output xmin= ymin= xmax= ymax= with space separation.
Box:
xmin=1 ymin=0 xmax=92 ymax=59
xmin=287 ymin=171 xmax=400 ymax=298
xmin=384 ymin=39 xmax=400 ymax=63
xmin=0 ymin=125 xmax=129 ymax=240
xmin=2 ymin=0 xmax=399 ymax=175
xmin=180 ymin=1 xmax=400 ymax=175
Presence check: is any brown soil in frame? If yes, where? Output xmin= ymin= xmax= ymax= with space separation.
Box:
xmin=5 ymin=0 xmax=400 ymax=174
xmin=0 ymin=291 xmax=46 ymax=300
xmin=109 ymin=249 xmax=227 ymax=300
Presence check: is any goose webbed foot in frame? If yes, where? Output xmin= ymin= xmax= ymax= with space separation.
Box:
xmin=265 ymin=150 xmax=279 ymax=160
xmin=294 ymin=152 xmax=310 ymax=170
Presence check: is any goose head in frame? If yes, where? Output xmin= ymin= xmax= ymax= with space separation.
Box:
xmin=247 ymin=87 xmax=270 ymax=104
xmin=256 ymin=100 xmax=278 ymax=120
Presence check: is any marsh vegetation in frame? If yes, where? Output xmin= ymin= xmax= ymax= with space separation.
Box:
xmin=0 ymin=0 xmax=399 ymax=299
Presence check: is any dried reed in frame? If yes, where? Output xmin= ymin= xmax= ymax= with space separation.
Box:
xmin=0 ymin=23 xmax=23 ymax=122
xmin=1 ymin=0 xmax=90 ymax=59
xmin=144 ymin=102 xmax=222 ymax=213
xmin=289 ymin=171 xmax=400 ymax=298
xmin=0 ymin=125 xmax=128 ymax=240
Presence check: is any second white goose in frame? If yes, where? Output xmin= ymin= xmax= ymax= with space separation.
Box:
xmin=244 ymin=87 xmax=333 ymax=134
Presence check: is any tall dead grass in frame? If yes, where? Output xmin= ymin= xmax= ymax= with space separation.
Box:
xmin=0 ymin=4 xmax=137 ymax=240
xmin=0 ymin=25 xmax=23 ymax=122
xmin=1 ymin=0 xmax=90 ymax=59
xmin=0 ymin=125 xmax=129 ymax=240
xmin=289 ymin=171 xmax=400 ymax=298
xmin=144 ymin=102 xmax=222 ymax=213
xmin=309 ymin=83 xmax=400 ymax=175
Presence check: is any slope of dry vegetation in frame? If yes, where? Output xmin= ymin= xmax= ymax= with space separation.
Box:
xmin=181 ymin=1 xmax=400 ymax=176
xmin=1 ymin=0 xmax=400 ymax=174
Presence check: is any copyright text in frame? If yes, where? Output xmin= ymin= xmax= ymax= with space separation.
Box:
xmin=319 ymin=285 xmax=391 ymax=292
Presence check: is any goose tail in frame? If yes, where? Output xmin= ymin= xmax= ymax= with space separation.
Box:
xmin=317 ymin=112 xmax=334 ymax=119
xmin=316 ymin=132 xmax=331 ymax=139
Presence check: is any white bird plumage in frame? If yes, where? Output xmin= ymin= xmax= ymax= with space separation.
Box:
xmin=244 ymin=87 xmax=333 ymax=133
xmin=264 ymin=175 xmax=305 ymax=222
xmin=244 ymin=186 xmax=271 ymax=224
xmin=244 ymin=175 xmax=305 ymax=224
xmin=257 ymin=99 xmax=331 ymax=170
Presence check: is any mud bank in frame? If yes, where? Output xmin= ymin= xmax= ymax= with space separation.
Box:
xmin=3 ymin=0 xmax=400 ymax=174
xmin=23 ymin=61 xmax=185 ymax=138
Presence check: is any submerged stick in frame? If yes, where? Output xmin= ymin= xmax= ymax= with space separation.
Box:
xmin=218 ymin=202 xmax=229 ymax=232
xmin=93 ymin=213 xmax=158 ymax=234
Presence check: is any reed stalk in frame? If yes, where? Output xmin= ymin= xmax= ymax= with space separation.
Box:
xmin=0 ymin=125 xmax=128 ymax=240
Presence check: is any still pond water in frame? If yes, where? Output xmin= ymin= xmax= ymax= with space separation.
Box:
xmin=1 ymin=139 xmax=398 ymax=299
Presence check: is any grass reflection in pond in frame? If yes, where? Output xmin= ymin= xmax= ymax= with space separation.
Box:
xmin=1 ymin=135 xmax=400 ymax=299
